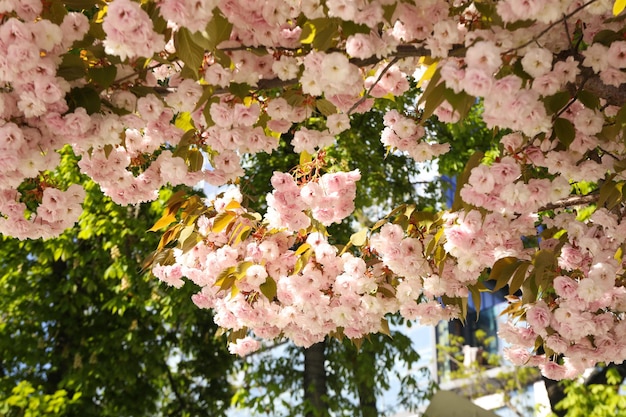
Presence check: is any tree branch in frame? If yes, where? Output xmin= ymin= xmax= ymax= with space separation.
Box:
xmin=165 ymin=362 xmax=186 ymax=416
xmin=539 ymin=193 xmax=599 ymax=211
xmin=502 ymin=0 xmax=600 ymax=55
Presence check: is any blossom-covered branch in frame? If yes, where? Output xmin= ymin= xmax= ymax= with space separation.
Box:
xmin=0 ymin=0 xmax=626 ymax=380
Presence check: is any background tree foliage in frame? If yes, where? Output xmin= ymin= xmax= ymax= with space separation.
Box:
xmin=0 ymin=149 xmax=235 ymax=417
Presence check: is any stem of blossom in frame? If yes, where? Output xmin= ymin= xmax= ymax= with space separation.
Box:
xmin=555 ymin=75 xmax=590 ymax=119
xmin=502 ymin=0 xmax=599 ymax=55
xmin=562 ymin=14 xmax=573 ymax=50
xmin=347 ymin=56 xmax=401 ymax=115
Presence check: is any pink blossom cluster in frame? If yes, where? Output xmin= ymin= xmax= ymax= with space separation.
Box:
xmin=460 ymin=155 xmax=572 ymax=214
xmin=266 ymin=169 xmax=361 ymax=231
xmin=201 ymin=99 xmax=278 ymax=182
xmin=442 ymin=209 xmax=537 ymax=276
xmin=153 ymin=189 xmax=399 ymax=352
xmin=158 ymin=0 xmax=219 ymax=34
xmin=501 ymin=208 xmax=626 ymax=380
xmin=0 ymin=184 xmax=85 ymax=240
xmin=102 ymin=0 xmax=165 ymax=61
xmin=0 ymin=12 xmax=91 ymax=239
xmin=369 ymin=223 xmax=461 ymax=323
xmin=382 ymin=110 xmax=451 ymax=162
xmin=301 ymin=52 xmax=362 ymax=98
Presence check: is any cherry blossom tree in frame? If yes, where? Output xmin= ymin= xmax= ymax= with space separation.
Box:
xmin=2 ymin=0 xmax=626 ymax=381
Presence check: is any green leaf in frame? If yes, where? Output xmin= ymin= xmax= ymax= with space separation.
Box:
xmin=593 ymin=29 xmax=621 ymax=45
xmin=419 ymin=81 xmax=446 ymax=121
xmin=43 ymin=1 xmax=68 ymax=24
xmin=174 ymin=28 xmax=205 ymax=79
xmin=312 ymin=19 xmax=339 ymax=50
xmin=88 ymin=66 xmax=117 ymax=89
xmin=553 ymin=117 xmax=575 ymax=147
xmin=577 ymin=90 xmax=600 ymax=109
xmin=204 ymin=12 xmax=234 ymax=50
xmin=63 ymin=0 xmax=100 ymax=8
xmin=57 ymin=53 xmax=86 ymax=81
xmin=186 ymin=148 xmax=204 ymax=172
xmin=489 ymin=257 xmax=520 ymax=292
xmin=259 ymin=277 xmax=277 ymax=301
xmin=444 ymin=90 xmax=474 ymax=120
xmin=229 ymin=83 xmax=251 ymax=99
xmin=598 ymin=179 xmax=624 ymax=209
xmin=340 ymin=21 xmax=370 ymax=37
xmin=451 ymin=151 xmax=484 ymax=211
xmin=316 ymin=98 xmax=337 ymax=117
xmin=215 ymin=266 xmax=237 ymax=291
xmin=68 ymin=86 xmax=101 ymax=114
xmin=509 ymin=261 xmax=531 ymax=295
xmin=300 ymin=21 xmax=316 ymax=44
xmin=543 ymin=91 xmax=570 ymax=114
xmin=379 ymin=318 xmax=391 ymax=337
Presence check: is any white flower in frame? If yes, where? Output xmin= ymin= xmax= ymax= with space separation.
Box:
xmin=521 ymin=47 xmax=553 ymax=78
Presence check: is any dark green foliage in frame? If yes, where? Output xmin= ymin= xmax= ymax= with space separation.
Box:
xmin=0 ymin=151 xmax=234 ymax=417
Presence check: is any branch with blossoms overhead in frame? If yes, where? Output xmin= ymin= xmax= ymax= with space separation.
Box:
xmin=2 ymin=0 xmax=626 ymax=380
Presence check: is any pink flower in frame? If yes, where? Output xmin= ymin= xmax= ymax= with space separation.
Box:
xmin=465 ymin=41 xmax=502 ymax=73
xmin=228 ymin=336 xmax=261 ymax=356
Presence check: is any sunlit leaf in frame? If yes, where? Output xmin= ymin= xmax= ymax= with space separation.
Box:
xmin=349 ymin=229 xmax=368 ymax=247
xmin=417 ymin=62 xmax=437 ymax=88
xmin=149 ymin=213 xmax=177 ymax=232
xmin=174 ymin=28 xmax=205 ymax=79
xmin=212 ymin=212 xmax=236 ymax=233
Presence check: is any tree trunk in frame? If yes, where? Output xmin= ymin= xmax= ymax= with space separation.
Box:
xmin=304 ymin=341 xmax=328 ymax=417
xmin=355 ymin=347 xmax=378 ymax=417
xmin=357 ymin=364 xmax=378 ymax=417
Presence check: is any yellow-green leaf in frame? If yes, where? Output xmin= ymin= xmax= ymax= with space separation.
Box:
xmin=212 ymin=211 xmax=236 ymax=233
xmin=178 ymin=224 xmax=194 ymax=245
xmin=350 ymin=228 xmax=368 ymax=247
xmin=417 ymin=61 xmax=437 ymax=88
xmin=300 ymin=21 xmax=316 ymax=44
xmin=186 ymin=148 xmax=204 ymax=172
xmin=509 ymin=261 xmax=531 ymax=295
xmin=149 ymin=212 xmax=177 ymax=232
xmin=316 ymin=98 xmax=337 ymax=117
xmin=204 ymin=12 xmax=233 ymax=51
xmin=295 ymin=243 xmax=311 ymax=256
xmin=379 ymin=318 xmax=391 ymax=337
xmin=614 ymin=0 xmax=626 ymax=15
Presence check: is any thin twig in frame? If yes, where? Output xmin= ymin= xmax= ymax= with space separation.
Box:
xmin=503 ymin=0 xmax=599 ymax=55
xmin=347 ymin=56 xmax=400 ymax=115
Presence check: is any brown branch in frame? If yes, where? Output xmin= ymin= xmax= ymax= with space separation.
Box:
xmin=539 ymin=193 xmax=599 ymax=211
xmin=348 ymin=56 xmax=400 ymax=115
xmin=569 ymin=71 xmax=626 ymax=108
